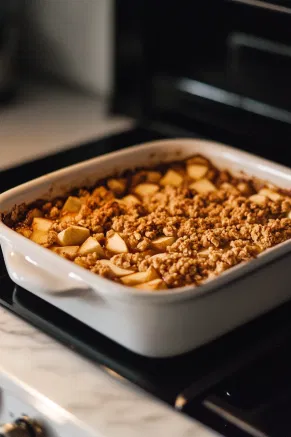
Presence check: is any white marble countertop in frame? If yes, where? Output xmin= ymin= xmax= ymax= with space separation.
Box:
xmin=0 ymin=307 xmax=219 ymax=437
xmin=0 ymin=83 xmax=220 ymax=437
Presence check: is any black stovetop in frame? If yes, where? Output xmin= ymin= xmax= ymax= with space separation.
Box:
xmin=2 ymin=126 xmax=291 ymax=437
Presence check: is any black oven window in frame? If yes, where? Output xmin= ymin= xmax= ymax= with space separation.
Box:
xmin=148 ymin=0 xmax=291 ymax=130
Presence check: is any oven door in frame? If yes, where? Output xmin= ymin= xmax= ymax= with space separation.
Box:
xmin=113 ymin=0 xmax=291 ymax=161
xmin=152 ymin=0 xmax=291 ymax=153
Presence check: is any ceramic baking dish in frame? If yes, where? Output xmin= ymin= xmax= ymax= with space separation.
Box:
xmin=1 ymin=138 xmax=291 ymax=358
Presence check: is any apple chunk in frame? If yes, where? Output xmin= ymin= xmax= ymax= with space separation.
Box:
xmin=135 ymin=279 xmax=168 ymax=291
xmin=258 ymin=188 xmax=281 ymax=201
xmin=78 ymin=236 xmax=105 ymax=257
xmin=190 ymin=179 xmax=216 ymax=194
xmin=134 ymin=183 xmax=159 ymax=197
xmin=99 ymin=260 xmax=134 ymax=277
xmin=249 ymin=194 xmax=267 ymax=206
xmin=32 ymin=217 xmax=52 ymax=232
xmin=107 ymin=178 xmax=126 ymax=195
xmin=57 ymin=225 xmax=89 ymax=246
xmin=62 ymin=196 xmax=82 ymax=213
xmin=187 ymin=164 xmax=208 ymax=180
xmin=145 ymin=171 xmax=162 ymax=183
xmin=186 ymin=155 xmax=209 ymax=166
xmin=197 ymin=248 xmax=209 ymax=257
xmin=160 ymin=169 xmax=183 ymax=187
xmin=150 ymin=253 xmax=167 ymax=261
xmin=30 ymin=230 xmax=49 ymax=245
xmin=106 ymin=233 xmax=128 ymax=253
xmin=151 ymin=236 xmax=175 ymax=251
xmin=120 ymin=195 xmax=140 ymax=206
xmin=121 ymin=266 xmax=159 ymax=286
xmin=52 ymin=246 xmax=79 ymax=258
xmin=59 ymin=213 xmax=77 ymax=224
xmin=30 ymin=218 xmax=52 ymax=245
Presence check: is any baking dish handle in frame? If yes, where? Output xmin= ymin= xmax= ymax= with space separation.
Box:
xmin=2 ymin=245 xmax=91 ymax=294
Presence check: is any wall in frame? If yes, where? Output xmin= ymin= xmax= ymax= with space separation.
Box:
xmin=23 ymin=0 xmax=113 ymax=97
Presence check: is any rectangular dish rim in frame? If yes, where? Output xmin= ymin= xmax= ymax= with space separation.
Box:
xmin=1 ymin=137 xmax=291 ymax=303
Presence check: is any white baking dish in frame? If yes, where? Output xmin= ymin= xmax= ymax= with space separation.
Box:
xmin=1 ymin=138 xmax=291 ymax=358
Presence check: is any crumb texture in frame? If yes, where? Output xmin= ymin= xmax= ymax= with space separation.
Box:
xmin=5 ymin=154 xmax=291 ymax=291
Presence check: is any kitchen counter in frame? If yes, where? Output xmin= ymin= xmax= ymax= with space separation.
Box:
xmin=0 ymin=83 xmax=220 ymax=437
xmin=0 ymin=81 xmax=133 ymax=170
xmin=0 ymin=307 xmax=219 ymax=437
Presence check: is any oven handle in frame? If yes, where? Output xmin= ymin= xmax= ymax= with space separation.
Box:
xmin=1 ymin=243 xmax=91 ymax=294
xmin=229 ymin=0 xmax=291 ymax=15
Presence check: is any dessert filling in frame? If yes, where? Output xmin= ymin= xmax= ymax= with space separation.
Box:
xmin=3 ymin=155 xmax=291 ymax=291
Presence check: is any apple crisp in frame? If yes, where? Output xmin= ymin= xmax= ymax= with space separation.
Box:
xmin=3 ymin=155 xmax=291 ymax=291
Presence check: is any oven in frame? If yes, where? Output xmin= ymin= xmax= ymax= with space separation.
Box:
xmin=2 ymin=1 xmax=291 ymax=436
xmin=113 ymin=0 xmax=291 ymax=159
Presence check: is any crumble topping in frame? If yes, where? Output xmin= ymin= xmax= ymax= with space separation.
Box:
xmin=4 ymin=154 xmax=291 ymax=291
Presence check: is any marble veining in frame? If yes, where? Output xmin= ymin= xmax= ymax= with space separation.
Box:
xmin=0 ymin=307 xmax=220 ymax=437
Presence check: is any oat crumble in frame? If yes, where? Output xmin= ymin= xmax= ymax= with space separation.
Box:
xmin=3 ymin=154 xmax=291 ymax=291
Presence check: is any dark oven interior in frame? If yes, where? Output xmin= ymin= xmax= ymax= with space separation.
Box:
xmin=112 ymin=0 xmax=291 ymax=162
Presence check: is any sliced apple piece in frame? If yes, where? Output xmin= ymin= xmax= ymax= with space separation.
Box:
xmin=160 ymin=169 xmax=183 ymax=187
xmin=30 ymin=218 xmax=52 ymax=245
xmin=107 ymin=178 xmax=126 ymax=195
xmin=99 ymin=260 xmax=134 ymax=277
xmin=198 ymin=248 xmax=209 ymax=257
xmin=120 ymin=195 xmax=140 ymax=206
xmin=220 ymin=182 xmax=240 ymax=194
xmin=221 ymin=182 xmax=235 ymax=190
xmin=135 ymin=279 xmax=168 ymax=291
xmin=28 ymin=208 xmax=43 ymax=219
xmin=288 ymin=211 xmax=291 ymax=219
xmin=146 ymin=171 xmax=162 ymax=183
xmin=186 ymin=155 xmax=209 ymax=166
xmin=57 ymin=225 xmax=90 ymax=246
xmin=190 ymin=179 xmax=217 ymax=194
xmin=150 ymin=253 xmax=167 ymax=261
xmin=187 ymin=164 xmax=208 ymax=180
xmin=62 ymin=196 xmax=82 ymax=213
xmin=106 ymin=232 xmax=128 ymax=253
xmin=258 ymin=188 xmax=281 ymax=201
xmin=134 ymin=183 xmax=159 ymax=197
xmin=32 ymin=217 xmax=53 ymax=232
xmin=59 ymin=213 xmax=77 ymax=224
xmin=30 ymin=230 xmax=49 ymax=245
xmin=151 ymin=236 xmax=175 ymax=251
xmin=249 ymin=194 xmax=267 ymax=206
xmin=52 ymin=246 xmax=79 ymax=258
xmin=121 ymin=266 xmax=159 ymax=286
xmin=237 ymin=182 xmax=252 ymax=195
xmin=78 ymin=236 xmax=105 ymax=257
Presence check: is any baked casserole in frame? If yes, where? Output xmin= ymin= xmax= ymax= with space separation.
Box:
xmin=3 ymin=155 xmax=291 ymax=291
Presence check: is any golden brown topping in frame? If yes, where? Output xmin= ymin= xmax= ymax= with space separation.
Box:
xmin=7 ymin=154 xmax=291 ymax=291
